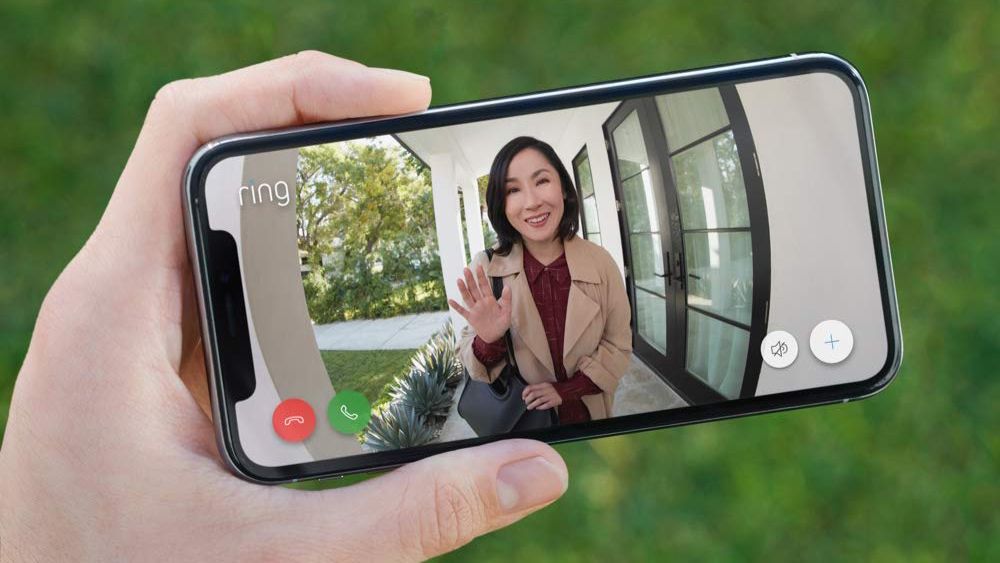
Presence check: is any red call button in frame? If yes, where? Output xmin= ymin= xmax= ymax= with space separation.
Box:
xmin=272 ymin=398 xmax=316 ymax=442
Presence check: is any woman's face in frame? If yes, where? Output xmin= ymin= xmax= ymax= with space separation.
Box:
xmin=503 ymin=147 xmax=565 ymax=245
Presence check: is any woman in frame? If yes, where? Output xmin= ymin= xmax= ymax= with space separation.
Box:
xmin=449 ymin=136 xmax=632 ymax=424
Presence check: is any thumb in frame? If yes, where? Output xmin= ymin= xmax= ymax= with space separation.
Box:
xmin=295 ymin=439 xmax=568 ymax=561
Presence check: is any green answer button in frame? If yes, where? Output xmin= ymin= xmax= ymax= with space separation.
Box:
xmin=327 ymin=390 xmax=372 ymax=434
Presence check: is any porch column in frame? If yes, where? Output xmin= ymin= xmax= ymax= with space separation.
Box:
xmin=462 ymin=174 xmax=486 ymax=257
xmin=428 ymin=154 xmax=468 ymax=329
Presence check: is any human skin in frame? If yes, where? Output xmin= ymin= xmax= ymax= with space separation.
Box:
xmin=0 ymin=51 xmax=568 ymax=562
xmin=502 ymin=147 xmax=567 ymax=265
xmin=448 ymin=146 xmax=569 ymax=412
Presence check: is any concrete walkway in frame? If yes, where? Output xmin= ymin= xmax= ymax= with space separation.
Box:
xmin=313 ymin=311 xmax=451 ymax=351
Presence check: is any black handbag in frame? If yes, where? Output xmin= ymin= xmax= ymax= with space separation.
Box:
xmin=457 ymin=250 xmax=558 ymax=437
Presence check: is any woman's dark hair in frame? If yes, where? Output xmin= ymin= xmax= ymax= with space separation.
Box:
xmin=485 ymin=136 xmax=579 ymax=256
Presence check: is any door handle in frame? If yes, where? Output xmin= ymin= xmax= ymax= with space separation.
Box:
xmin=660 ymin=252 xmax=686 ymax=287
xmin=672 ymin=253 xmax=685 ymax=289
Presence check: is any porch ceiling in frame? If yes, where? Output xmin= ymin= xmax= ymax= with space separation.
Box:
xmin=397 ymin=102 xmax=619 ymax=178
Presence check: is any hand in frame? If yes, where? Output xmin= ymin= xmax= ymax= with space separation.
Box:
xmin=523 ymin=383 xmax=563 ymax=411
xmin=0 ymin=51 xmax=568 ymax=562
xmin=448 ymin=264 xmax=513 ymax=344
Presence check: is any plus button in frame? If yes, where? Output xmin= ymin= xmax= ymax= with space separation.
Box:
xmin=824 ymin=334 xmax=840 ymax=350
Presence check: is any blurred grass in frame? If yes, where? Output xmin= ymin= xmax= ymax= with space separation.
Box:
xmin=1 ymin=0 xmax=997 ymax=560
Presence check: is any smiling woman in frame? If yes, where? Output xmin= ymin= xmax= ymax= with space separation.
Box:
xmin=485 ymin=137 xmax=580 ymax=260
xmin=451 ymin=136 xmax=634 ymax=431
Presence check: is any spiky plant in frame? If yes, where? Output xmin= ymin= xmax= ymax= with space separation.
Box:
xmin=411 ymin=337 xmax=463 ymax=389
xmin=362 ymin=403 xmax=436 ymax=452
xmin=435 ymin=320 xmax=458 ymax=349
xmin=390 ymin=368 xmax=452 ymax=421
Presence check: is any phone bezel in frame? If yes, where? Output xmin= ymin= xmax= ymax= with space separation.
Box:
xmin=183 ymin=52 xmax=903 ymax=484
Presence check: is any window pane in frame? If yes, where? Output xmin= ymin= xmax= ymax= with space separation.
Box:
xmin=612 ymin=111 xmax=649 ymax=178
xmin=635 ymin=289 xmax=667 ymax=355
xmin=575 ymin=152 xmax=595 ymax=198
xmin=588 ymin=232 xmax=602 ymax=246
xmin=656 ymin=87 xmax=729 ymax=150
xmin=621 ymin=172 xmax=660 ymax=233
xmin=583 ymin=196 xmax=600 ymax=237
xmin=686 ymin=309 xmax=748 ymax=400
xmin=630 ymin=233 xmax=665 ymax=296
xmin=672 ymin=131 xmax=750 ymax=230
xmin=684 ymin=232 xmax=753 ymax=325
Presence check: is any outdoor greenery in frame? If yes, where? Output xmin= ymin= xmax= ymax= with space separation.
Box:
xmin=297 ymin=140 xmax=447 ymax=323
xmin=1 ymin=1 xmax=996 ymax=560
xmin=389 ymin=368 xmax=452 ymax=422
xmin=319 ymin=349 xmax=416 ymax=409
xmin=409 ymin=321 xmax=465 ymax=389
xmin=362 ymin=324 xmax=463 ymax=451
xmin=362 ymin=401 xmax=438 ymax=452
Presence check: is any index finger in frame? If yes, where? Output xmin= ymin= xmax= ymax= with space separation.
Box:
xmin=102 ymin=50 xmax=432 ymax=248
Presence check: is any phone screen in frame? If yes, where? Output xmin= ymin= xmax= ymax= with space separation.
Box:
xmin=200 ymin=68 xmax=893 ymax=469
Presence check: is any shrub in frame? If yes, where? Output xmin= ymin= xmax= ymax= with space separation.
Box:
xmin=436 ymin=320 xmax=460 ymax=349
xmin=390 ymin=369 xmax=452 ymax=421
xmin=301 ymin=268 xmax=329 ymax=307
xmin=411 ymin=332 xmax=463 ymax=389
xmin=362 ymin=403 xmax=436 ymax=451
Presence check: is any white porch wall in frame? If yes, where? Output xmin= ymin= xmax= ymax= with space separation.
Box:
xmin=737 ymin=73 xmax=889 ymax=396
xmin=552 ymin=104 xmax=626 ymax=280
xmin=428 ymin=154 xmax=469 ymax=330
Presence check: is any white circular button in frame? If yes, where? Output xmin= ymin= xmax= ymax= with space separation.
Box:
xmin=809 ymin=320 xmax=854 ymax=364
xmin=761 ymin=330 xmax=798 ymax=368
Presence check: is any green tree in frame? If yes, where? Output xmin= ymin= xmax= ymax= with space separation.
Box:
xmin=297 ymin=139 xmax=446 ymax=322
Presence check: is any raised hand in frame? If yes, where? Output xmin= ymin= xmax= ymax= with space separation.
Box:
xmin=448 ymin=263 xmax=513 ymax=344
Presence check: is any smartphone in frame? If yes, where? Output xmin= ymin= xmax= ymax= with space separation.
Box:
xmin=183 ymin=52 xmax=902 ymax=483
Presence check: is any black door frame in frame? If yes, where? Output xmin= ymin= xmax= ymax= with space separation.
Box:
xmin=572 ymin=146 xmax=601 ymax=244
xmin=603 ymin=98 xmax=684 ymax=389
xmin=720 ymin=84 xmax=771 ymax=399
xmin=603 ymin=85 xmax=770 ymax=405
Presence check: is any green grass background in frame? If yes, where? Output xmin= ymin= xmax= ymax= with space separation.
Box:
xmin=1 ymin=1 xmax=997 ymax=560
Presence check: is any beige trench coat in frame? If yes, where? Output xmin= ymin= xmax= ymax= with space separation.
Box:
xmin=458 ymin=236 xmax=633 ymax=420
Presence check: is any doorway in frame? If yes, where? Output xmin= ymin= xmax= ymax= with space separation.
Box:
xmin=604 ymin=85 xmax=770 ymax=404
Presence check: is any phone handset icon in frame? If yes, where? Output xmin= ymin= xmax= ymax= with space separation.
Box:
xmin=283 ymin=415 xmax=306 ymax=426
xmin=328 ymin=391 xmax=371 ymax=434
xmin=273 ymin=399 xmax=316 ymax=442
xmin=340 ymin=404 xmax=359 ymax=421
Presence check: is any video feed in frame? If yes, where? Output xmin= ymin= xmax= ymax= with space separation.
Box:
xmin=203 ymin=71 xmax=890 ymax=467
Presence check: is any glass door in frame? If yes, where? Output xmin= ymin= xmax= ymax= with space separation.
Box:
xmin=656 ymin=88 xmax=753 ymax=400
xmin=605 ymin=100 xmax=682 ymax=377
xmin=605 ymin=86 xmax=768 ymax=404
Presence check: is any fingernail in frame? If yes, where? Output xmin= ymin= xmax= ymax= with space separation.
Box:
xmin=496 ymin=456 xmax=568 ymax=513
xmin=373 ymin=67 xmax=430 ymax=82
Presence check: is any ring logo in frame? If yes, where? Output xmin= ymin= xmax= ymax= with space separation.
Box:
xmin=239 ymin=180 xmax=291 ymax=207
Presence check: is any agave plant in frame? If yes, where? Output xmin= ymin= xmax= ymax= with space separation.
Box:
xmin=435 ymin=320 xmax=458 ymax=349
xmin=411 ymin=336 xmax=463 ymax=389
xmin=362 ymin=403 xmax=436 ymax=452
xmin=390 ymin=368 xmax=452 ymax=421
